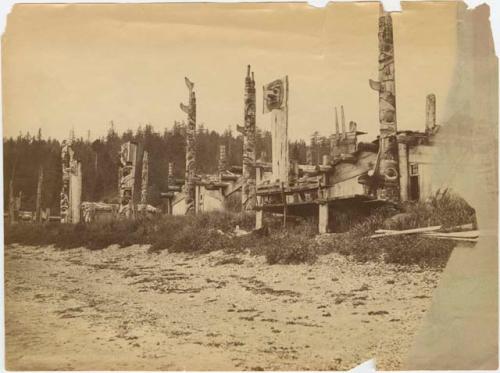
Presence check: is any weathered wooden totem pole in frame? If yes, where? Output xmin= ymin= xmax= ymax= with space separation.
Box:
xmin=218 ymin=145 xmax=227 ymax=181
xmin=425 ymin=93 xmax=437 ymax=132
xmin=263 ymin=76 xmax=289 ymax=183
xmin=180 ymin=77 xmax=196 ymax=214
xmin=140 ymin=151 xmax=149 ymax=206
xmin=60 ymin=138 xmax=82 ymax=223
xmin=238 ymin=65 xmax=257 ymax=210
xmin=118 ymin=141 xmax=138 ymax=218
xmin=369 ymin=7 xmax=400 ymax=202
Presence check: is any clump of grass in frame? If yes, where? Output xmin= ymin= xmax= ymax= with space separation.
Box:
xmin=390 ymin=188 xmax=476 ymax=230
xmin=5 ymin=211 xmax=255 ymax=254
xmin=262 ymin=232 xmax=318 ymax=265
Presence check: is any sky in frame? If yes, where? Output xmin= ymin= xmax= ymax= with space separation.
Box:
xmin=2 ymin=1 xmax=458 ymax=142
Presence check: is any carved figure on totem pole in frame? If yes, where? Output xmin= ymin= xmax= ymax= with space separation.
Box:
xmin=368 ymin=7 xmax=400 ymax=203
xmin=118 ymin=141 xmax=137 ymax=218
xmin=180 ymin=77 xmax=197 ymax=214
xmin=240 ymin=65 xmax=257 ymax=210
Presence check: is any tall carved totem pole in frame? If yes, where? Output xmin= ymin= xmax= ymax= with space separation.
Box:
xmin=118 ymin=141 xmax=138 ymax=218
xmin=180 ymin=77 xmax=196 ymax=214
xmin=60 ymin=137 xmax=82 ymax=223
xmin=140 ymin=151 xmax=149 ymax=206
xmin=369 ymin=7 xmax=400 ymax=202
xmin=239 ymin=65 xmax=257 ymax=210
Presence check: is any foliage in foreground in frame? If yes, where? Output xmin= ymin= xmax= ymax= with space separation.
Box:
xmin=5 ymin=189 xmax=473 ymax=268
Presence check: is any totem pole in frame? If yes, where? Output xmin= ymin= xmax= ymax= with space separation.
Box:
xmin=60 ymin=138 xmax=82 ymax=223
xmin=140 ymin=151 xmax=149 ymax=206
xmin=167 ymin=162 xmax=175 ymax=188
xmin=218 ymin=145 xmax=227 ymax=181
xmin=180 ymin=77 xmax=196 ymax=214
xmin=263 ymin=76 xmax=289 ymax=183
xmin=425 ymin=93 xmax=436 ymax=132
xmin=118 ymin=141 xmax=138 ymax=219
xmin=330 ymin=107 xmax=341 ymax=159
xmin=240 ymin=65 xmax=257 ymax=210
xmin=369 ymin=7 xmax=400 ymax=202
xmin=60 ymin=140 xmax=71 ymax=222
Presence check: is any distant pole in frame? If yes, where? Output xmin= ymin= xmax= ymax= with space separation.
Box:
xmin=140 ymin=151 xmax=149 ymax=206
xmin=60 ymin=140 xmax=71 ymax=223
xmin=218 ymin=145 xmax=227 ymax=181
xmin=8 ymin=173 xmax=15 ymax=223
xmin=35 ymin=166 xmax=44 ymax=223
xmin=180 ymin=77 xmax=197 ymax=214
xmin=425 ymin=93 xmax=437 ymax=132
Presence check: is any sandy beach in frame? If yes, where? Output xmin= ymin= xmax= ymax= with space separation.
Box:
xmin=5 ymin=244 xmax=443 ymax=370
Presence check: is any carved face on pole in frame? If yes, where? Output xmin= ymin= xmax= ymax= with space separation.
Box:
xmin=263 ymin=79 xmax=284 ymax=112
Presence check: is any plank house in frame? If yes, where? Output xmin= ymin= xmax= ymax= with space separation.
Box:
xmin=255 ymin=9 xmax=443 ymax=233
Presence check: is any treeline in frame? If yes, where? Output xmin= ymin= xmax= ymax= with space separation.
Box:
xmin=3 ymin=123 xmax=308 ymax=213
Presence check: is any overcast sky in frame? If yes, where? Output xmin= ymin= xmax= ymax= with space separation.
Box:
xmin=3 ymin=1 xmax=458 ymax=142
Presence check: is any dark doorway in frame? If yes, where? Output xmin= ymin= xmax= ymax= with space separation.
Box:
xmin=410 ymin=175 xmax=420 ymax=201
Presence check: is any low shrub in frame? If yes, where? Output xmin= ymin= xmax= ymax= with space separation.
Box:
xmin=263 ymin=232 xmax=318 ymax=265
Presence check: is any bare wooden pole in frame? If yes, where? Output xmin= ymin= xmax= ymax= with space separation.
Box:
xmin=8 ymin=162 xmax=16 ymax=223
xmin=35 ymin=166 xmax=44 ymax=223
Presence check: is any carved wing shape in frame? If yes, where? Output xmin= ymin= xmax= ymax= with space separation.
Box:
xmin=180 ymin=103 xmax=190 ymax=114
xmin=236 ymin=125 xmax=245 ymax=134
xmin=184 ymin=77 xmax=194 ymax=91
xmin=369 ymin=79 xmax=381 ymax=91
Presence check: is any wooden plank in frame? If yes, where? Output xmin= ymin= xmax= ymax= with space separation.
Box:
xmin=370 ymin=225 xmax=442 ymax=239
xmin=424 ymin=230 xmax=480 ymax=239
xmin=426 ymin=236 xmax=478 ymax=242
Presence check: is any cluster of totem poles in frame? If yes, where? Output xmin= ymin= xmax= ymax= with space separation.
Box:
xmin=11 ymin=8 xmax=421 ymax=226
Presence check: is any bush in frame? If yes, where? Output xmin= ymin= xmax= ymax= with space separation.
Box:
xmin=397 ymin=189 xmax=476 ymax=230
xmin=260 ymin=230 xmax=318 ymax=265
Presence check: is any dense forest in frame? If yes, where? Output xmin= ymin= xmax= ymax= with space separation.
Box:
xmin=3 ymin=122 xmax=313 ymax=214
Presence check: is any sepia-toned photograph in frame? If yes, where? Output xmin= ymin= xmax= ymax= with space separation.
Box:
xmin=2 ymin=1 xmax=498 ymax=371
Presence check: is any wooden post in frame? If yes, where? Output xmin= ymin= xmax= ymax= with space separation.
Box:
xmin=35 ymin=166 xmax=43 ymax=223
xmin=281 ymin=182 xmax=287 ymax=228
xmin=8 ymin=172 xmax=16 ymax=223
xmin=255 ymin=209 xmax=263 ymax=229
xmin=318 ymin=203 xmax=329 ymax=234
xmin=72 ymin=162 xmax=82 ymax=224
xmin=398 ymin=140 xmax=409 ymax=202
xmin=180 ymin=77 xmax=196 ymax=214
xmin=369 ymin=6 xmax=400 ymax=203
